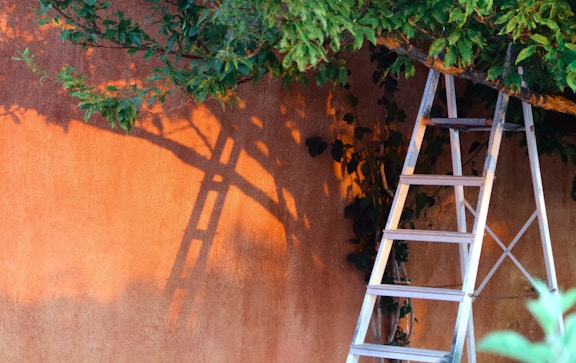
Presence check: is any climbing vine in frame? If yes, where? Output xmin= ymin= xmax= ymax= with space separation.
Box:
xmin=306 ymin=46 xmax=452 ymax=347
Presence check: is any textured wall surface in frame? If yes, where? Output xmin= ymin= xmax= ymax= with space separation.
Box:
xmin=0 ymin=1 xmax=370 ymax=362
xmin=2 ymin=1 xmax=576 ymax=363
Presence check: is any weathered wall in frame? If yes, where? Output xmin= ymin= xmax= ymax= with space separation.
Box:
xmin=0 ymin=1 xmax=372 ymax=362
xmin=2 ymin=1 xmax=576 ymax=363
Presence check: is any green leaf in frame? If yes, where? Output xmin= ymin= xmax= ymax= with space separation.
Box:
xmin=467 ymin=28 xmax=484 ymax=46
xmin=448 ymin=31 xmax=461 ymax=46
xmin=444 ymin=46 xmax=457 ymax=67
xmin=531 ymin=34 xmax=550 ymax=46
xmin=516 ymin=45 xmax=537 ymax=64
xmin=567 ymin=71 xmax=576 ymax=93
xmin=429 ymin=38 xmax=446 ymax=56
xmin=448 ymin=8 xmax=466 ymax=27
xmin=527 ymin=281 xmax=562 ymax=336
xmin=487 ymin=64 xmax=503 ymax=80
xmin=560 ymin=287 xmax=576 ymax=313
xmin=458 ymin=39 xmax=473 ymax=65
xmin=478 ymin=332 xmax=554 ymax=363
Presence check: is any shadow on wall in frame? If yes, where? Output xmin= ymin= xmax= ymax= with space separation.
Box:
xmin=0 ymin=281 xmax=179 ymax=363
xmin=0 ymin=1 xmax=369 ymax=362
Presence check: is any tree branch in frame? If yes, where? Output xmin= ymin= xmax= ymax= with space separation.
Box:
xmin=377 ymin=36 xmax=576 ymax=118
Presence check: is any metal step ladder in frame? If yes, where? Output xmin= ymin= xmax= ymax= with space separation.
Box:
xmin=345 ymin=68 xmax=561 ymax=363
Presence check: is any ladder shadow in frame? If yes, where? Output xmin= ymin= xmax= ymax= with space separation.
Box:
xmin=2 ymin=1 xmax=355 ymax=340
xmin=72 ymin=96 xmax=325 ymax=329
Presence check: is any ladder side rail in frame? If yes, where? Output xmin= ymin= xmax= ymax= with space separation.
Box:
xmin=346 ymin=68 xmax=442 ymax=363
xmin=444 ymin=74 xmax=477 ymax=363
xmin=521 ymin=94 xmax=564 ymax=335
xmin=399 ymin=69 xmax=443 ymax=178
xmin=444 ymin=74 xmax=468 ymax=241
xmin=521 ymin=100 xmax=559 ymax=292
xmin=450 ymin=91 xmax=510 ymax=363
xmin=376 ymin=68 xmax=441 ymax=282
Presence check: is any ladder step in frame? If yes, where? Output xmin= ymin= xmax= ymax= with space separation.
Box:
xmin=400 ymin=174 xmax=484 ymax=186
xmin=383 ymin=229 xmax=475 ymax=244
xmin=422 ymin=117 xmax=524 ymax=132
xmin=367 ymin=284 xmax=465 ymax=301
xmin=350 ymin=343 xmax=451 ymax=363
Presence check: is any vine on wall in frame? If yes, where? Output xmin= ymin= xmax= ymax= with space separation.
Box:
xmin=307 ymin=45 xmax=576 ymax=349
xmin=306 ymin=45 xmax=451 ymax=347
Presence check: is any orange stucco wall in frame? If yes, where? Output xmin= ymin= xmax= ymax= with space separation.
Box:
xmin=2 ymin=1 xmax=576 ymax=363
xmin=1 ymin=1 xmax=371 ymax=362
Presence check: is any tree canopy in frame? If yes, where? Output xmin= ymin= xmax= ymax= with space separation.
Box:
xmin=20 ymin=0 xmax=576 ymax=130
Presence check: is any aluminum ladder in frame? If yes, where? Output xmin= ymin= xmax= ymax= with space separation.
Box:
xmin=345 ymin=68 xmax=561 ymax=363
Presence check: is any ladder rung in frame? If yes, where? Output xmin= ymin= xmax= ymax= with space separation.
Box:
xmin=422 ymin=117 xmax=524 ymax=132
xmin=400 ymin=174 xmax=483 ymax=186
xmin=367 ymin=284 xmax=465 ymax=301
xmin=383 ymin=229 xmax=475 ymax=244
xmin=350 ymin=343 xmax=451 ymax=363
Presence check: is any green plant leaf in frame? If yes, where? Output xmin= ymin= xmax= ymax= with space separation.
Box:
xmin=531 ymin=34 xmax=550 ymax=46
xmin=478 ymin=332 xmax=553 ymax=363
xmin=458 ymin=38 xmax=473 ymax=65
xmin=429 ymin=38 xmax=446 ymax=56
xmin=516 ymin=45 xmax=537 ymax=64
xmin=561 ymin=287 xmax=576 ymax=313
xmin=444 ymin=46 xmax=457 ymax=67
xmin=567 ymin=71 xmax=576 ymax=93
xmin=562 ymin=314 xmax=576 ymax=353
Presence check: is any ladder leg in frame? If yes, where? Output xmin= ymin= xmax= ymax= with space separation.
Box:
xmin=346 ymin=242 xmax=393 ymax=363
xmin=444 ymin=75 xmax=476 ymax=363
xmin=521 ymin=99 xmax=563 ymax=332
xmin=450 ymin=91 xmax=510 ymax=363
xmin=346 ymin=68 xmax=442 ymax=363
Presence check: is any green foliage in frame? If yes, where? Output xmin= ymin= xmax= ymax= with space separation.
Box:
xmin=55 ymin=66 xmax=155 ymax=130
xmin=479 ymin=281 xmax=576 ymax=363
xmin=11 ymin=48 xmax=48 ymax=81
xmin=24 ymin=0 xmax=391 ymax=129
xmin=15 ymin=0 xmax=576 ymax=130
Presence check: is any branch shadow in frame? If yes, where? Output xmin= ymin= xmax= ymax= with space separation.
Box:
xmin=1 ymin=2 xmax=369 ymax=360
